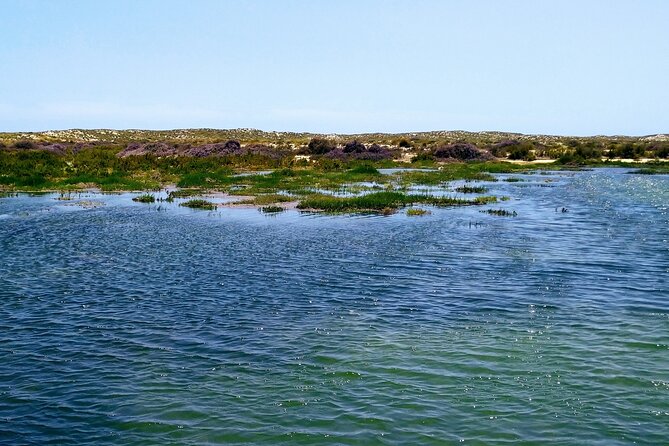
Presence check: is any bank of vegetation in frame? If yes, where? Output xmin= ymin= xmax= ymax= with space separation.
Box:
xmin=1 ymin=129 xmax=667 ymax=212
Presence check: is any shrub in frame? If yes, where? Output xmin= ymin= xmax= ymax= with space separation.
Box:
xmin=398 ymin=139 xmax=412 ymax=149
xmin=13 ymin=140 xmax=38 ymax=150
xmin=508 ymin=145 xmax=534 ymax=161
xmin=343 ymin=140 xmax=366 ymax=154
xmin=489 ymin=140 xmax=519 ymax=157
xmin=324 ymin=144 xmax=392 ymax=161
xmin=412 ymin=151 xmax=435 ymax=162
xmin=433 ymin=143 xmax=492 ymax=161
xmin=185 ymin=140 xmax=242 ymax=157
xmin=306 ymin=138 xmax=336 ymax=155
xmin=656 ymin=145 xmax=669 ymax=158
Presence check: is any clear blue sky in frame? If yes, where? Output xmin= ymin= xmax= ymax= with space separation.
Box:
xmin=1 ymin=0 xmax=668 ymax=135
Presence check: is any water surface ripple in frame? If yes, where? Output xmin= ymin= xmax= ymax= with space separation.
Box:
xmin=0 ymin=168 xmax=667 ymax=445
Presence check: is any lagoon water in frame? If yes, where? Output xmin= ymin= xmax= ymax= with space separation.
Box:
xmin=0 ymin=168 xmax=667 ymax=445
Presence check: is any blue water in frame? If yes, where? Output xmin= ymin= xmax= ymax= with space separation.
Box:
xmin=0 ymin=168 xmax=667 ymax=445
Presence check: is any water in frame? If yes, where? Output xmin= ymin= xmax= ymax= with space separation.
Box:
xmin=0 ymin=168 xmax=667 ymax=445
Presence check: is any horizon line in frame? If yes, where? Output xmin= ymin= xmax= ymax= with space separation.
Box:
xmin=1 ymin=127 xmax=668 ymax=139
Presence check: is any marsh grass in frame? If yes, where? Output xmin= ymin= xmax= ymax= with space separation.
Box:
xmin=180 ymin=199 xmax=217 ymax=210
xmin=297 ymin=191 xmax=490 ymax=213
xmin=406 ymin=208 xmax=431 ymax=216
xmin=132 ymin=194 xmax=155 ymax=203
xmin=631 ymin=166 xmax=669 ymax=175
xmin=259 ymin=205 xmax=285 ymax=213
xmin=482 ymin=208 xmax=517 ymax=217
xmin=239 ymin=194 xmax=295 ymax=205
xmin=348 ymin=165 xmax=381 ymax=175
xmin=56 ymin=173 xmax=158 ymax=191
xmin=393 ymin=162 xmax=524 ymax=186
xmin=177 ymin=169 xmax=235 ymax=187
xmin=455 ymin=185 xmax=488 ymax=193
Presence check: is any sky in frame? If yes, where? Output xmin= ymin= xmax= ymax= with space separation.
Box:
xmin=1 ymin=0 xmax=668 ymax=135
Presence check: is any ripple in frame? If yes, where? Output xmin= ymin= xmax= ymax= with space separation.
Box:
xmin=0 ymin=169 xmax=668 ymax=444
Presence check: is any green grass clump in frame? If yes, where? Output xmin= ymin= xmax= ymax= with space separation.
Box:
xmin=504 ymin=177 xmax=523 ymax=182
xmin=406 ymin=208 xmax=430 ymax=216
xmin=473 ymin=196 xmax=498 ymax=204
xmin=57 ymin=173 xmax=158 ymax=191
xmin=259 ymin=205 xmax=285 ymax=213
xmin=297 ymin=191 xmax=481 ymax=213
xmin=455 ymin=185 xmax=488 ymax=193
xmin=349 ymin=164 xmax=380 ymax=175
xmin=177 ymin=169 xmax=234 ymax=187
xmin=180 ymin=199 xmax=217 ymax=210
xmin=132 ymin=194 xmax=155 ymax=203
xmin=248 ymin=194 xmax=295 ymax=205
xmin=166 ymin=189 xmax=203 ymax=200
xmin=481 ymin=208 xmax=517 ymax=217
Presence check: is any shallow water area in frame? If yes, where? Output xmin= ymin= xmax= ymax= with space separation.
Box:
xmin=0 ymin=168 xmax=667 ymax=445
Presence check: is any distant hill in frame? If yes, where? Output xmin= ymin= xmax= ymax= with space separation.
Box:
xmin=1 ymin=128 xmax=667 ymax=146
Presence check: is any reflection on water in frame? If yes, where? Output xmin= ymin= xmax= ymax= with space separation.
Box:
xmin=0 ymin=168 xmax=667 ymax=445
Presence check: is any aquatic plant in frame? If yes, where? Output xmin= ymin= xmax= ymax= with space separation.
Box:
xmin=473 ymin=196 xmax=498 ymax=204
xmin=348 ymin=164 xmax=381 ymax=175
xmin=132 ymin=194 xmax=155 ymax=203
xmin=481 ymin=208 xmax=517 ymax=217
xmin=248 ymin=194 xmax=295 ymax=205
xmin=455 ymin=185 xmax=488 ymax=193
xmin=297 ymin=191 xmax=481 ymax=213
xmin=631 ymin=167 xmax=669 ymax=175
xmin=259 ymin=205 xmax=285 ymax=213
xmin=343 ymin=140 xmax=366 ymax=154
xmin=406 ymin=208 xmax=430 ymax=216
xmin=180 ymin=199 xmax=217 ymax=210
xmin=167 ymin=189 xmax=202 ymax=199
